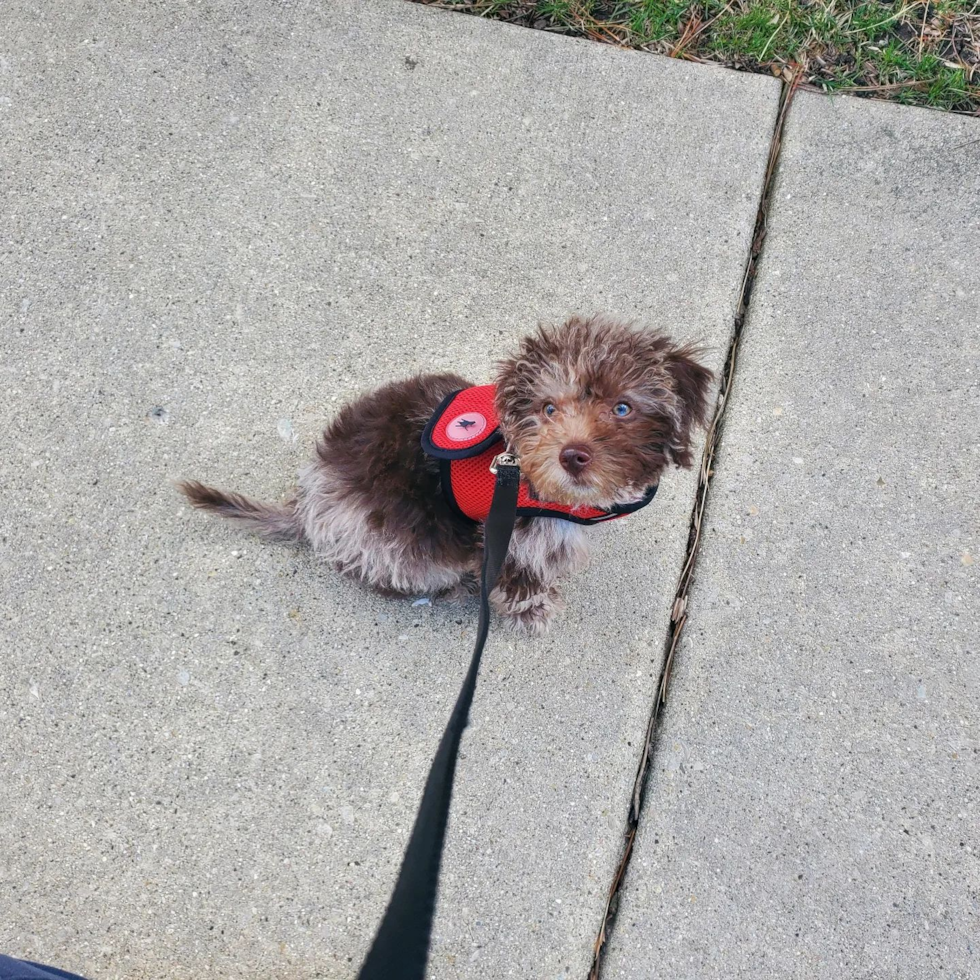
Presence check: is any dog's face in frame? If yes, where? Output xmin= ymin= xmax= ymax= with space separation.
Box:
xmin=494 ymin=316 xmax=714 ymax=509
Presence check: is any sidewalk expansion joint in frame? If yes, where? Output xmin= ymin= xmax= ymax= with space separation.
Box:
xmin=586 ymin=73 xmax=803 ymax=980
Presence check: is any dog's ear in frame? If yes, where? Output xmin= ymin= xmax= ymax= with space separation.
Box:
xmin=663 ymin=345 xmax=714 ymax=469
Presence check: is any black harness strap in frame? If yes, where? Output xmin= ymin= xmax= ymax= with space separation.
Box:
xmin=356 ymin=457 xmax=521 ymax=980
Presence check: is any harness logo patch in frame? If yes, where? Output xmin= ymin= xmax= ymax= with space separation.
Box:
xmin=446 ymin=411 xmax=487 ymax=442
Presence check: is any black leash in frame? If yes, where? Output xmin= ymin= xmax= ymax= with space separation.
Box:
xmin=356 ymin=454 xmax=522 ymax=980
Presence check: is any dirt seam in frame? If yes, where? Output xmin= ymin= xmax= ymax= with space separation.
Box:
xmin=586 ymin=73 xmax=803 ymax=980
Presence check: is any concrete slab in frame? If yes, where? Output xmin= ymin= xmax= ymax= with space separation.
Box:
xmin=0 ymin=1 xmax=779 ymax=976
xmin=603 ymin=92 xmax=980 ymax=979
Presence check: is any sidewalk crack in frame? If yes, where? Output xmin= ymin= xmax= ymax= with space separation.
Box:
xmin=586 ymin=72 xmax=803 ymax=980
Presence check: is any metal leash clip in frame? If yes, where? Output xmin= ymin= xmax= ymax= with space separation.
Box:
xmin=489 ymin=452 xmax=520 ymax=475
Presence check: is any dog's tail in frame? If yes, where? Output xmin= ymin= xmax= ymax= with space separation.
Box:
xmin=176 ymin=480 xmax=301 ymax=541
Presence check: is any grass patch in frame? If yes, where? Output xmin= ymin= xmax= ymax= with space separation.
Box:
xmin=416 ymin=1 xmax=980 ymax=114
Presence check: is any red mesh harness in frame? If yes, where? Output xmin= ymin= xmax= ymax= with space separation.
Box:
xmin=421 ymin=385 xmax=658 ymax=524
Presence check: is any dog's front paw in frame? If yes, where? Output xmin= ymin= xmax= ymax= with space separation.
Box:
xmin=436 ymin=573 xmax=480 ymax=603
xmin=491 ymin=587 xmax=564 ymax=636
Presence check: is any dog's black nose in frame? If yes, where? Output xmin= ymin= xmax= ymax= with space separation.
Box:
xmin=560 ymin=444 xmax=593 ymax=476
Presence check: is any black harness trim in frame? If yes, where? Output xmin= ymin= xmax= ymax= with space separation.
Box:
xmin=420 ymin=388 xmax=502 ymax=460
xmin=423 ymin=388 xmax=658 ymax=525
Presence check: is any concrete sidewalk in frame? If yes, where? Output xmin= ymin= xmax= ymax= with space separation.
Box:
xmin=604 ymin=94 xmax=980 ymax=978
xmin=0 ymin=1 xmax=779 ymax=978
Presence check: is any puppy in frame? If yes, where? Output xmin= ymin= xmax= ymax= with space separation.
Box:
xmin=178 ymin=315 xmax=713 ymax=633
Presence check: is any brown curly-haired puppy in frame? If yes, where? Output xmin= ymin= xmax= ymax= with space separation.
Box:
xmin=178 ymin=316 xmax=713 ymax=633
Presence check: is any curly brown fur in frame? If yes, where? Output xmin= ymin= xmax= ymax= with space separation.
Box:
xmin=494 ymin=315 xmax=713 ymax=510
xmin=178 ymin=480 xmax=300 ymax=540
xmin=178 ymin=316 xmax=713 ymax=633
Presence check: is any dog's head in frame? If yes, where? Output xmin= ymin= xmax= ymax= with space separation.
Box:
xmin=494 ymin=316 xmax=714 ymax=509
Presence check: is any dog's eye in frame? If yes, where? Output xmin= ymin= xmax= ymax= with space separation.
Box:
xmin=613 ymin=402 xmax=632 ymax=417
xmin=543 ymin=403 xmax=557 ymax=417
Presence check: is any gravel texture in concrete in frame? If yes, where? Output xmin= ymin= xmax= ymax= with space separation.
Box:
xmin=603 ymin=92 xmax=980 ymax=980
xmin=0 ymin=1 xmax=782 ymax=977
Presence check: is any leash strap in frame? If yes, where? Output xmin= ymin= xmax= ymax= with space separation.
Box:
xmin=356 ymin=457 xmax=521 ymax=980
